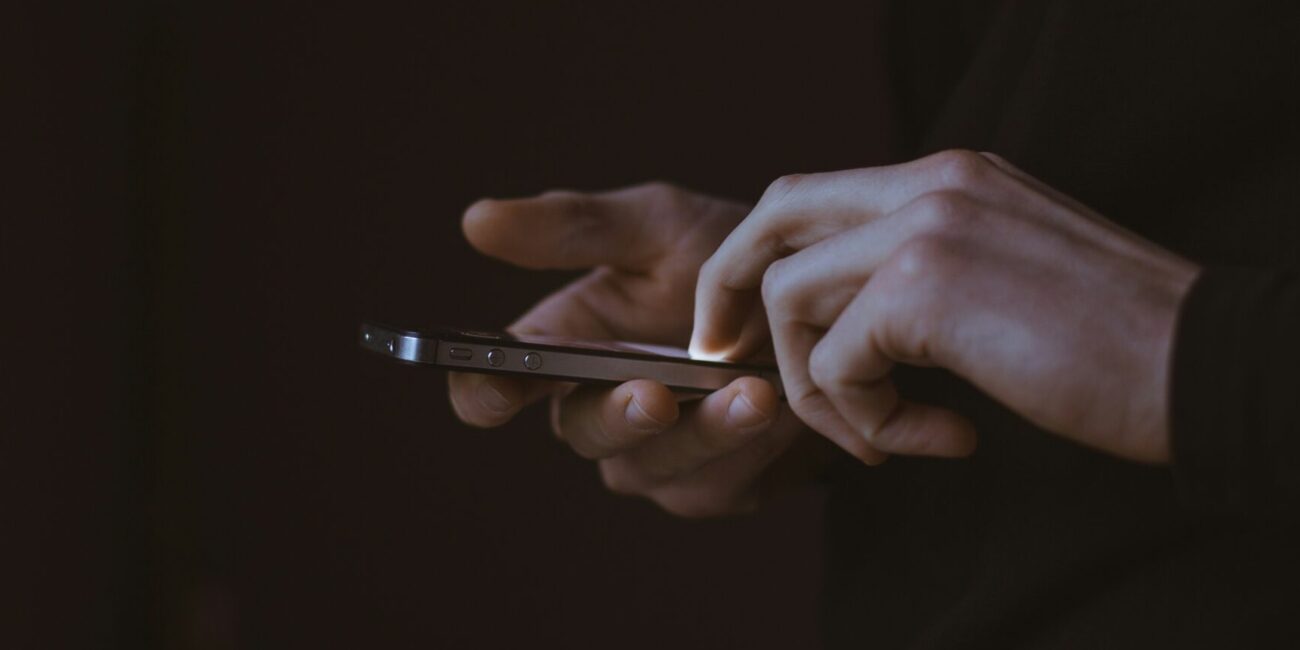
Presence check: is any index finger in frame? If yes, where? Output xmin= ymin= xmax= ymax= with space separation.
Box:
xmin=462 ymin=183 xmax=682 ymax=273
xmin=450 ymin=183 xmax=689 ymax=428
xmin=688 ymin=151 xmax=994 ymax=359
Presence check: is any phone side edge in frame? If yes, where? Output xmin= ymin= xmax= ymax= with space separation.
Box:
xmin=359 ymin=322 xmax=440 ymax=364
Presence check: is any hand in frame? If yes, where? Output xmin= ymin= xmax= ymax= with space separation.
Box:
xmin=691 ymin=150 xmax=1200 ymax=464
xmin=448 ymin=182 xmax=863 ymax=517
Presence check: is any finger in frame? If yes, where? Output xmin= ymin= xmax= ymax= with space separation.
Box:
xmin=636 ymin=408 xmax=807 ymax=519
xmin=506 ymin=267 xmax=666 ymax=341
xmin=554 ymin=379 xmax=680 ymax=459
xmin=598 ymin=377 xmax=780 ymax=493
xmin=756 ymin=194 xmax=989 ymax=464
xmin=690 ymin=150 xmax=1008 ymax=358
xmin=689 ymin=151 xmax=1026 ymax=359
xmin=447 ymin=371 xmax=556 ymax=428
xmin=758 ymin=194 xmax=984 ymax=328
xmin=809 ymin=282 xmax=976 ymax=457
xmin=768 ymin=314 xmax=888 ymax=465
xmin=461 ymin=183 xmax=682 ymax=272
xmin=690 ymin=167 xmax=902 ymax=358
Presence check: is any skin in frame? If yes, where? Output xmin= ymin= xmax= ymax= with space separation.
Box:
xmin=691 ymin=150 xmax=1200 ymax=464
xmin=448 ymin=183 xmax=859 ymax=518
xmin=451 ymin=150 xmax=1199 ymax=517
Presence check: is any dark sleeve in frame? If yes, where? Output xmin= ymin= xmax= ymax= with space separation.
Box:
xmin=1171 ymin=266 xmax=1300 ymax=514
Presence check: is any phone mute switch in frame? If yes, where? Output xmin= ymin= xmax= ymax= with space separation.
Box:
xmin=448 ymin=347 xmax=473 ymax=361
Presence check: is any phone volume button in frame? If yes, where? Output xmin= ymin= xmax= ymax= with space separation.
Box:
xmin=487 ymin=349 xmax=505 ymax=367
xmin=523 ymin=352 xmax=542 ymax=370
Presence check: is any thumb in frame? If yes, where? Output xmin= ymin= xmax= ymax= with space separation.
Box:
xmin=461 ymin=183 xmax=676 ymax=272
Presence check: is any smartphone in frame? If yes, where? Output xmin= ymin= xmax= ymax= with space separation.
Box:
xmin=359 ymin=322 xmax=784 ymax=397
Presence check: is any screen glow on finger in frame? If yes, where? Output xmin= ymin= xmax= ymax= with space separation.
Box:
xmin=685 ymin=346 xmax=731 ymax=362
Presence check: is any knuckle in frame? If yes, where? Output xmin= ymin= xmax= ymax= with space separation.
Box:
xmin=637 ymin=180 xmax=679 ymax=196
xmin=541 ymin=188 xmax=602 ymax=228
xmin=926 ymin=149 xmax=990 ymax=189
xmin=909 ymin=190 xmax=972 ymax=234
xmin=760 ymin=258 xmax=793 ymax=308
xmin=636 ymin=180 xmax=690 ymax=212
xmin=808 ymin=349 xmax=849 ymax=393
xmin=889 ymin=235 xmax=964 ymax=284
xmin=761 ymin=173 xmax=807 ymax=205
xmin=555 ymin=189 xmax=606 ymax=218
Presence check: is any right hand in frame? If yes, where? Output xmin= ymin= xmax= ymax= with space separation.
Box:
xmin=448 ymin=182 xmax=876 ymax=517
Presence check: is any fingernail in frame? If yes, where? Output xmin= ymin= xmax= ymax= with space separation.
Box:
xmin=726 ymin=393 xmax=770 ymax=429
xmin=625 ymin=397 xmax=666 ymax=432
xmin=476 ymin=380 xmax=513 ymax=414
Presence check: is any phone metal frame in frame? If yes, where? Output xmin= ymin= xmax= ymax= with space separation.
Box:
xmin=359 ymin=322 xmax=784 ymax=397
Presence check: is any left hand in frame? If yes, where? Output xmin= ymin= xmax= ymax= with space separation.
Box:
xmin=690 ymin=150 xmax=1200 ymax=464
xmin=447 ymin=182 xmax=864 ymax=519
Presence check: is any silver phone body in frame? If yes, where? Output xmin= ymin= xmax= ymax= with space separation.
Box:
xmin=359 ymin=323 xmax=785 ymax=397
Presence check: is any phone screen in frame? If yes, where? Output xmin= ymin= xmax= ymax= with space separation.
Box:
xmin=502 ymin=332 xmax=696 ymax=360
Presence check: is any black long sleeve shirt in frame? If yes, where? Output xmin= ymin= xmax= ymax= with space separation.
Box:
xmin=1175 ymin=269 xmax=1300 ymax=514
xmin=822 ymin=1 xmax=1300 ymax=647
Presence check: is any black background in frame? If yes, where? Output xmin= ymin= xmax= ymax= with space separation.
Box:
xmin=8 ymin=2 xmax=897 ymax=647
